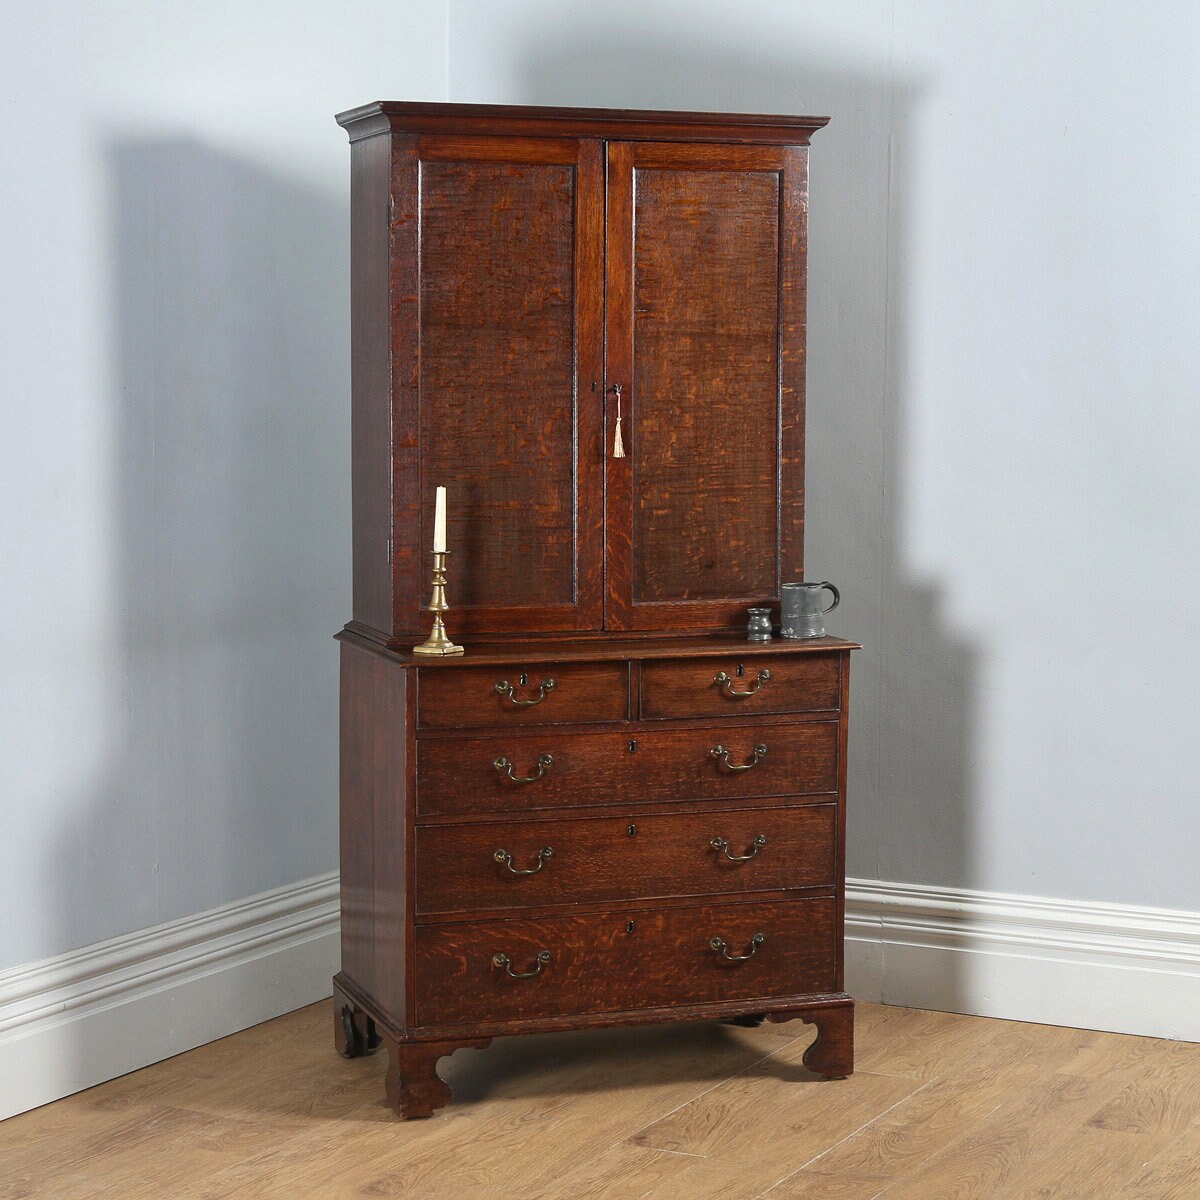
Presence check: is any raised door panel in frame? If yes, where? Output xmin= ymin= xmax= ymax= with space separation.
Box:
xmin=392 ymin=135 xmax=605 ymax=637
xmin=604 ymin=142 xmax=809 ymax=632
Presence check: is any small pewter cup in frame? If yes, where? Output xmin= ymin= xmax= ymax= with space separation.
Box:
xmin=780 ymin=582 xmax=840 ymax=639
xmin=746 ymin=607 xmax=773 ymax=642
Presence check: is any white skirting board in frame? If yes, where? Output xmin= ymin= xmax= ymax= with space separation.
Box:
xmin=4 ymin=873 xmax=1199 ymax=1119
xmin=845 ymin=878 xmax=1200 ymax=1043
xmin=0 ymin=872 xmax=339 ymax=1120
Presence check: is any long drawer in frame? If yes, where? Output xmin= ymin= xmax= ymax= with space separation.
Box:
xmin=414 ymin=803 xmax=837 ymax=916
xmin=416 ymin=720 xmax=838 ymax=817
xmin=413 ymin=896 xmax=838 ymax=1027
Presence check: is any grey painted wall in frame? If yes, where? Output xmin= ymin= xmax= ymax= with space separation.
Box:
xmin=4 ymin=0 xmax=1197 ymax=984
xmin=448 ymin=0 xmax=1200 ymax=911
xmin=0 ymin=2 xmax=448 ymax=971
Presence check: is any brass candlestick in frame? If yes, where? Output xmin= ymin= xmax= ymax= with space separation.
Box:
xmin=412 ymin=550 xmax=464 ymax=656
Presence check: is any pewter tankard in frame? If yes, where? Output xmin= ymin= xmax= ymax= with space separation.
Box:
xmin=780 ymin=581 xmax=840 ymax=638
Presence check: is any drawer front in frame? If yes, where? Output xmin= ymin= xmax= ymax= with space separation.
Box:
xmin=416 ymin=721 xmax=838 ymax=817
xmin=415 ymin=804 xmax=837 ymax=916
xmin=640 ymin=653 xmax=840 ymax=720
xmin=413 ymin=897 xmax=837 ymax=1027
xmin=418 ymin=662 xmax=629 ymax=729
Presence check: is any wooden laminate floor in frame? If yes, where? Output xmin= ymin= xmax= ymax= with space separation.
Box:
xmin=4 ymin=1001 xmax=1200 ymax=1199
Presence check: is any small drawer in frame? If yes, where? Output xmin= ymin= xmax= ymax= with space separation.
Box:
xmin=418 ymin=662 xmax=629 ymax=729
xmin=640 ymin=653 xmax=841 ymax=720
xmin=413 ymin=896 xmax=837 ymax=1027
xmin=416 ymin=720 xmax=838 ymax=817
xmin=414 ymin=803 xmax=837 ymax=916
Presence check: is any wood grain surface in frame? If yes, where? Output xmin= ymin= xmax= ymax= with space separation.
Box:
xmin=417 ymin=660 xmax=629 ymax=728
xmin=415 ymin=718 xmax=839 ymax=816
xmin=343 ymin=629 xmax=861 ymax=665
xmin=640 ymin=651 xmax=841 ymax=719
xmin=411 ymin=896 xmax=838 ymax=1026
xmin=415 ymin=138 xmax=606 ymax=634
xmin=602 ymin=140 xmax=810 ymax=633
xmin=630 ymin=160 xmax=780 ymax=604
xmin=413 ymin=802 xmax=837 ymax=915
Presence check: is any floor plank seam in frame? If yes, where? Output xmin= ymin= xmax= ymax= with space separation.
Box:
xmin=799 ymin=1075 xmax=943 ymax=1173
xmin=621 ymin=1033 xmax=806 ymax=1143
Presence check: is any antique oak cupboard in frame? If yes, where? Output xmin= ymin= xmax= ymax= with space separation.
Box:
xmin=332 ymin=101 xmax=857 ymax=1118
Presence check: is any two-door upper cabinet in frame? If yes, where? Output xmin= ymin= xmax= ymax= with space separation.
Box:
xmin=336 ymin=102 xmax=829 ymax=647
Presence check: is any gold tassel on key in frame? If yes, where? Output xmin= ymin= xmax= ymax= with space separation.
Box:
xmin=612 ymin=384 xmax=626 ymax=459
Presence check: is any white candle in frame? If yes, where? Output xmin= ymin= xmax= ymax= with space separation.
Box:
xmin=433 ymin=485 xmax=447 ymax=553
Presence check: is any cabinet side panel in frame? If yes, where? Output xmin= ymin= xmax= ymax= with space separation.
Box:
xmin=834 ymin=651 xmax=851 ymax=991
xmin=349 ymin=132 xmax=395 ymax=635
xmin=340 ymin=640 xmax=409 ymax=1027
xmin=389 ymin=137 xmax=423 ymax=642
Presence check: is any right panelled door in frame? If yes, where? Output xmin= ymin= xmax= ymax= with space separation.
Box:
xmin=604 ymin=140 xmax=811 ymax=633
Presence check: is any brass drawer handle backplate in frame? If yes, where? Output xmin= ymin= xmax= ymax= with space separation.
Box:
xmin=709 ymin=932 xmax=765 ymax=962
xmin=493 ymin=753 xmax=553 ymax=784
xmin=713 ymin=669 xmax=771 ymax=698
xmin=494 ymin=677 xmax=556 ymax=706
xmin=492 ymin=950 xmax=552 ymax=979
xmin=710 ymin=833 xmax=768 ymax=862
xmin=709 ymin=743 xmax=768 ymax=772
xmin=492 ymin=846 xmax=554 ymax=875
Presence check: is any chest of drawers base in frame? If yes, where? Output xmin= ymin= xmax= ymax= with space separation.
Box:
xmin=335 ymin=633 xmax=857 ymax=1119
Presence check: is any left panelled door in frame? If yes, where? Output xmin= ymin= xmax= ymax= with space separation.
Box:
xmin=391 ymin=135 xmax=606 ymax=636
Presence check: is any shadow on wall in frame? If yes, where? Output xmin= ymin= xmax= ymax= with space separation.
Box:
xmin=49 ymin=139 xmax=346 ymax=1017
xmin=513 ymin=36 xmax=980 ymax=1002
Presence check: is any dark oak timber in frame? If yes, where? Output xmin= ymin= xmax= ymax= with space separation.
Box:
xmin=412 ymin=897 xmax=837 ymax=1027
xmin=334 ymin=102 xmax=854 ymax=1119
xmin=418 ymin=660 xmax=630 ymax=729
xmin=604 ymin=142 xmax=809 ymax=631
xmin=414 ymin=803 xmax=838 ymax=916
xmin=337 ymin=103 xmax=826 ymax=647
xmin=415 ymin=719 xmax=840 ymax=816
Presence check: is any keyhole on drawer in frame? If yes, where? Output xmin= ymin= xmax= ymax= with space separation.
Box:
xmin=628 ymin=739 xmax=638 ymax=753
xmin=627 ymin=824 xmax=637 ymax=837
xmin=518 ymin=671 xmax=529 ymax=687
xmin=736 ymin=663 xmax=746 ymax=678
xmin=626 ymin=920 xmax=635 ymax=933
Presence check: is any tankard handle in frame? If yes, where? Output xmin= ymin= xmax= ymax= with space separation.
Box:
xmin=818 ymin=582 xmax=840 ymax=614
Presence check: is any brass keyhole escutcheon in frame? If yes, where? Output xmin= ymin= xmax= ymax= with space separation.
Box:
xmin=736 ymin=662 xmax=746 ymax=678
xmin=626 ymin=920 xmax=635 ymax=933
xmin=628 ymin=739 xmax=638 ymax=753
xmin=518 ymin=671 xmax=529 ymax=687
xmin=627 ymin=824 xmax=637 ymax=837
